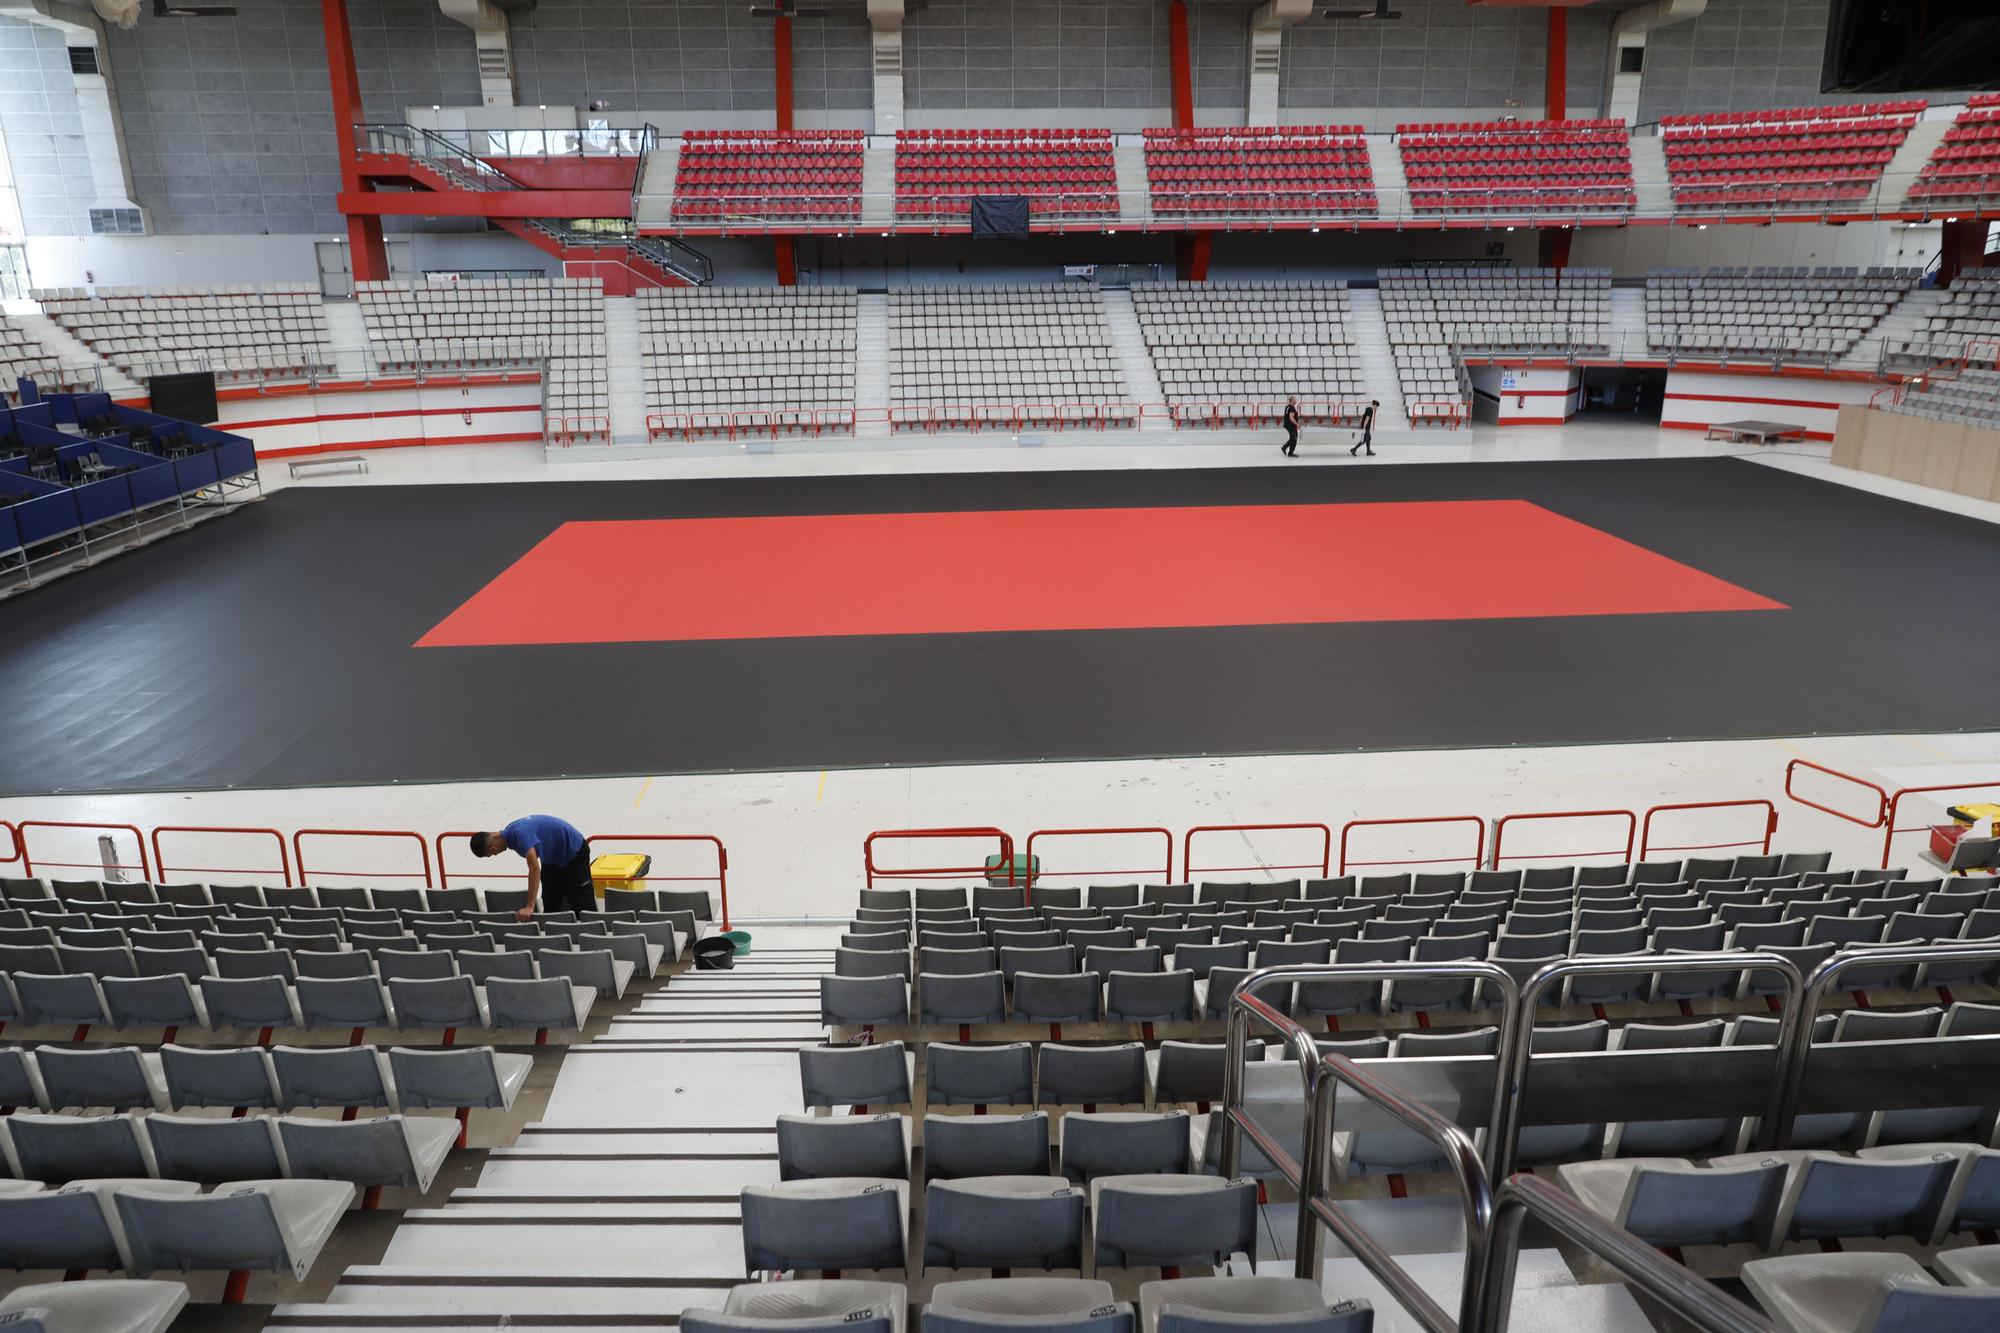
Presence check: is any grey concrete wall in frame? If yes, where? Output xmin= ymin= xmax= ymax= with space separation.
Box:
xmin=1636 ymin=0 xmax=1842 ymax=124
xmin=1279 ymin=0 xmax=1612 ymax=122
xmin=0 ymin=18 xmax=99 ymax=237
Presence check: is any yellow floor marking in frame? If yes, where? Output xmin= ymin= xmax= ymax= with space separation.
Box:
xmin=633 ymin=776 xmax=655 ymax=809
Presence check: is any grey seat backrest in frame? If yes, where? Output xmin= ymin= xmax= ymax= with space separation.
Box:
xmin=7 ymin=1113 xmax=150 ymax=1182
xmin=1103 ymin=970 xmax=1195 ymax=1023
xmin=388 ymin=976 xmax=483 ymax=1028
xmin=927 ymin=1043 xmax=1034 ymax=1107
xmin=1149 ymin=1040 xmax=1265 ymax=1105
xmin=918 ymin=972 xmax=1007 ymax=1026
xmin=272 ymin=1045 xmax=390 ymax=1110
xmin=1624 ymin=1159 xmax=1788 ymax=1245
xmin=776 ymin=1113 xmax=908 ymax=1182
xmin=277 ymin=1114 xmax=442 ymax=1188
xmin=0 ymin=1186 xmax=127 ymax=1271
xmin=1092 ymin=1175 xmax=1256 ymax=1269
xmin=389 ymin=1047 xmax=511 ymax=1109
xmin=160 ymin=1045 xmax=277 ymax=1110
xmin=1060 ymin=1112 xmax=1190 ymax=1182
xmin=923 ymin=1112 xmax=1049 ymax=1183
xmin=1012 ymin=972 xmax=1101 ymax=1024
xmin=143 ymin=1114 xmax=283 ymax=1184
xmin=196 ymin=975 xmax=295 ymax=1027
xmin=922 ymin=1277 xmax=1130 ymax=1333
xmin=1039 ymin=1043 xmax=1147 ymax=1107
xmin=821 ymin=974 xmax=910 ymax=1026
xmin=485 ymin=976 xmax=586 ymax=1029
xmin=377 ymin=950 xmax=457 ymax=982
xmin=800 ymin=1042 xmax=912 ymax=1110
xmin=923 ymin=1175 xmax=1084 ymax=1271
xmin=36 ymin=1047 xmax=156 ymax=1112
xmin=1140 ymin=1275 xmax=1371 ymax=1333
xmin=740 ymin=1178 xmax=908 ymax=1274
xmin=296 ymin=977 xmax=392 ymax=1028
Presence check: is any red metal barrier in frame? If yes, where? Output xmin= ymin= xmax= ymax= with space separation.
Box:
xmin=589 ymin=833 xmax=732 ymax=929
xmin=1338 ymin=816 xmax=1486 ymax=875
xmin=1638 ymin=800 xmax=1777 ymax=860
xmin=1782 ymin=758 xmax=1890 ymax=828
xmin=864 ymin=827 xmax=1015 ymax=890
xmin=1880 ymin=780 xmax=2000 ymax=870
xmin=1182 ymin=823 xmax=1332 ymax=882
xmin=292 ymin=829 xmax=434 ymax=888
xmin=18 ymin=821 xmax=151 ymax=881
xmin=1489 ymin=809 xmax=1637 ymax=868
xmin=150 ymin=826 xmax=293 ymax=886
xmin=1022 ymin=828 xmax=1174 ymax=898
xmin=0 ymin=821 xmax=18 ymax=868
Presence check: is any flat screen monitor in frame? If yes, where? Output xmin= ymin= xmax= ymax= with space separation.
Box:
xmin=148 ymin=371 xmax=218 ymax=425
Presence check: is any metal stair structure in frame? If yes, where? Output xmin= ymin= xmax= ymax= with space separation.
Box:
xmin=1344 ymin=286 xmax=1407 ymax=426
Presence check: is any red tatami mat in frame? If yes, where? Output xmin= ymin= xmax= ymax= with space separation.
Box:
xmin=417 ymin=499 xmax=1784 ymax=647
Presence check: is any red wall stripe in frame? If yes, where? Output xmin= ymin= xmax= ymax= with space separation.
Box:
xmin=1664 ymin=391 xmax=1845 ymax=411
xmin=258 ymin=431 xmax=545 ymax=459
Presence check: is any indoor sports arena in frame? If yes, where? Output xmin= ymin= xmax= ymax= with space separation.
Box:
xmin=0 ymin=0 xmax=1998 ymax=1329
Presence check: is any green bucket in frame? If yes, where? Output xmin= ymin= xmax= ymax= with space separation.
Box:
xmin=721 ymin=929 xmax=754 ymax=956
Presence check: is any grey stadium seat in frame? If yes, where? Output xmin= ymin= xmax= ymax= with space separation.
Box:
xmin=12 ymin=973 xmax=111 ymax=1028
xmin=801 ymin=1042 xmax=915 ymax=1110
xmin=485 ymin=975 xmax=593 ymax=1031
xmin=273 ymin=1045 xmax=397 ymax=1111
xmin=1859 ymin=1143 xmax=2000 ymax=1242
xmin=387 ymin=1046 xmax=531 ymax=1113
xmin=142 ymin=1113 xmax=284 ymax=1184
xmin=776 ymin=1112 xmax=910 ymax=1181
xmin=1708 ymin=1149 xmax=1963 ymax=1250
xmin=115 ymin=1178 xmax=354 ymax=1278
xmin=1060 ymin=1112 xmax=1190 ymax=1182
xmin=682 ymin=1279 xmax=907 ymax=1333
xmin=918 ymin=972 xmax=1008 ymax=1025
xmin=0 ymin=1050 xmax=48 ymax=1111
xmin=101 ymin=975 xmax=208 ymax=1031
xmin=1039 ymin=1043 xmax=1148 ymax=1107
xmin=1093 ymin=1174 xmax=1257 ymax=1269
xmin=276 ymin=1114 xmax=459 ymax=1191
xmin=1147 ymin=1040 xmax=1265 ymax=1107
xmin=1104 ymin=970 xmax=1195 ymax=1023
xmin=296 ymin=976 xmax=394 ymax=1031
xmin=197 ymin=975 xmax=300 ymax=1030
xmin=1557 ymin=1156 xmax=1788 ymax=1246
xmin=0 ymin=1179 xmax=198 ymax=1272
xmin=1140 ymin=1276 xmax=1374 ymax=1332
xmin=822 ymin=974 xmax=911 ymax=1026
xmin=35 ymin=1046 xmax=166 ymax=1112
xmin=1741 ymin=1251 xmax=2000 ymax=1333
xmin=159 ymin=1045 xmax=279 ymax=1111
xmin=924 ymin=1278 xmax=1132 ymax=1332
xmin=922 ymin=1175 xmax=1084 ymax=1273
xmin=926 ymin=1043 xmax=1034 ymax=1108
xmin=923 ymin=1112 xmax=1050 ymax=1182
xmin=0 ymin=1278 xmax=189 ymax=1333
xmin=740 ymin=1177 xmax=910 ymax=1274
xmin=4 ymin=1113 xmax=154 ymax=1182
xmin=535 ymin=947 xmax=634 ymax=999
xmin=1013 ymin=972 xmax=1101 ymax=1024
xmin=387 ymin=976 xmax=489 ymax=1030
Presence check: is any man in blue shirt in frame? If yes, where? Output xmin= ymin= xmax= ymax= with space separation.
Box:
xmin=470 ymin=815 xmax=593 ymax=921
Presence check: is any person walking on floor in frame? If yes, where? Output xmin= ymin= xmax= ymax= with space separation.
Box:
xmin=1351 ymin=399 xmax=1378 ymax=456
xmin=471 ymin=814 xmax=594 ymax=921
xmin=1280 ymin=395 xmax=1300 ymax=457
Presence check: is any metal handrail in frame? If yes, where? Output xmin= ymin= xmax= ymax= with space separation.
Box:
xmin=1488 ymin=951 xmax=1803 ymax=1179
xmin=1481 ymin=1174 xmax=1775 ymax=1333
xmin=1222 ymin=962 xmax=1518 ymax=1301
xmin=1304 ymin=1047 xmax=1493 ymax=1333
xmin=1773 ymin=942 xmax=2000 ymax=1138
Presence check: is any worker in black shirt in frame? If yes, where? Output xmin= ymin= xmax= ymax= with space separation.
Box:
xmin=1351 ymin=400 xmax=1378 ymax=456
xmin=1280 ymin=396 xmax=1300 ymax=457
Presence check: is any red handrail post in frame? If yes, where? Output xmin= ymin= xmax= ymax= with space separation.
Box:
xmin=1879 ymin=780 xmax=2000 ymax=870
xmin=1021 ymin=827 xmax=1175 ymax=898
xmin=1181 ymin=823 xmax=1333 ymax=882
xmin=1337 ymin=816 xmax=1486 ymax=875
xmin=1488 ymin=808 xmax=1637 ymax=869
xmin=1637 ymin=800 xmax=1778 ymax=861
xmin=589 ymin=833 xmax=732 ymax=930
xmin=17 ymin=821 xmax=151 ymax=881
xmin=0 ymin=821 xmax=18 ymax=869
xmin=291 ymin=829 xmax=434 ymax=889
xmin=149 ymin=826 xmax=293 ymax=886
xmin=862 ymin=827 xmax=1015 ymax=892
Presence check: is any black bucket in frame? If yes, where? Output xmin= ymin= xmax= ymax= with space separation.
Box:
xmin=691 ymin=936 xmax=738 ymax=970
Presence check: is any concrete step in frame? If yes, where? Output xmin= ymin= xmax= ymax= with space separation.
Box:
xmin=1100 ymin=287 xmax=1169 ymax=428
xmin=1627 ymin=134 xmax=1673 ymax=218
xmin=861 ymin=145 xmax=896 ymax=224
xmin=1343 ymin=287 xmax=1406 ymax=425
xmin=2 ymin=299 xmax=139 ymax=394
xmin=603 ymin=295 xmax=649 ymax=445
xmin=1114 ymin=144 xmax=1153 ymax=221
xmin=633 ymin=143 xmax=679 ymax=228
xmin=1883 ymin=117 xmax=1954 ymax=212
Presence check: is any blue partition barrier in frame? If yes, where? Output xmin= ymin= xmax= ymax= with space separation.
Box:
xmin=10 ymin=480 xmax=81 ymax=546
xmin=172 ymin=448 xmax=220 ymax=492
xmin=98 ymin=443 xmax=178 ymax=510
xmin=0 ymin=505 xmax=19 ymax=557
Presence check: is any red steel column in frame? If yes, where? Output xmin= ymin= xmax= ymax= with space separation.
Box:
xmin=1188 ymin=232 xmax=1212 ymax=282
xmin=1545 ymin=5 xmax=1568 ymax=122
xmin=774 ymin=236 xmax=797 ymax=287
xmin=1539 ymin=228 xmax=1572 ymax=271
xmin=775 ymin=14 xmax=795 ymax=132
xmin=1168 ymin=0 xmax=1193 ymax=130
xmin=321 ymin=0 xmax=388 ymax=281
xmin=1937 ymin=218 xmax=1992 ymax=287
